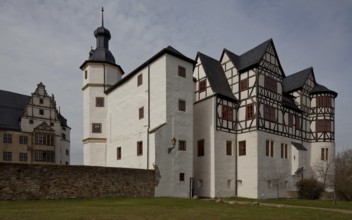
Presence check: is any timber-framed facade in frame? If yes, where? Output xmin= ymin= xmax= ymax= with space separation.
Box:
xmin=82 ymin=11 xmax=337 ymax=199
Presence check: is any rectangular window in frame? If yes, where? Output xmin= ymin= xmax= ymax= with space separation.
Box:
xmin=222 ymin=105 xmax=233 ymax=121
xmin=19 ymin=153 xmax=28 ymax=162
xmin=39 ymin=109 xmax=44 ymax=115
xmin=178 ymin=100 xmax=186 ymax=111
xmin=295 ymin=116 xmax=300 ymax=130
xmin=317 ymin=96 xmax=332 ymax=107
xmin=199 ymin=79 xmax=206 ymax=92
xmin=96 ymin=97 xmax=105 ymax=107
xmin=178 ymin=140 xmax=186 ymax=151
xmin=288 ymin=113 xmax=293 ymax=127
xmin=178 ymin=66 xmax=186 ymax=77
xmin=264 ymin=76 xmax=277 ymax=92
xmin=239 ymin=141 xmax=246 ymax=156
xmin=246 ymin=104 xmax=255 ymax=120
xmin=226 ymin=141 xmax=232 ymax=156
xmin=19 ymin=136 xmax=28 ymax=144
xmin=40 ymin=98 xmax=44 ymax=104
xmin=316 ymin=119 xmax=331 ymax=132
xmin=3 ymin=133 xmax=12 ymax=144
xmin=264 ymin=105 xmax=276 ymax=122
xmin=34 ymin=150 xmax=55 ymax=162
xmin=179 ymin=173 xmax=185 ymax=181
xmin=117 ymin=147 xmax=121 ymax=160
xmin=29 ymin=119 xmax=33 ymax=124
xmin=139 ymin=107 xmax=144 ymax=119
xmin=281 ymin=144 xmax=288 ymax=159
xmin=197 ymin=139 xmax=204 ymax=157
xmin=3 ymin=152 xmax=12 ymax=161
xmin=240 ymin=78 xmax=249 ymax=91
xmin=137 ymin=141 xmax=143 ymax=156
xmin=321 ymin=148 xmax=329 ymax=161
xmin=34 ymin=133 xmax=55 ymax=146
xmin=85 ymin=70 xmax=88 ymax=79
xmin=62 ymin=133 xmax=66 ymax=140
xmin=66 ymin=149 xmax=69 ymax=156
xmin=92 ymin=123 xmax=102 ymax=133
xmin=266 ymin=140 xmax=274 ymax=157
xmin=137 ymin=74 xmax=143 ymax=86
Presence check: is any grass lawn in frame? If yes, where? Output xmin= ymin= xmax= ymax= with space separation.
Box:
xmin=0 ymin=197 xmax=351 ymax=220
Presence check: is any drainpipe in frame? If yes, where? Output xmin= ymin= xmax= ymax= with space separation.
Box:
xmin=234 ymin=102 xmax=239 ymax=197
xmin=147 ymin=63 xmax=150 ymax=170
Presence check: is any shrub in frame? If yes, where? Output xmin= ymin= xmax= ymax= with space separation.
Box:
xmin=296 ymin=178 xmax=324 ymax=200
xmin=335 ymin=149 xmax=352 ymax=201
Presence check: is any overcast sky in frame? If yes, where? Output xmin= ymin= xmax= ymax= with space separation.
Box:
xmin=0 ymin=0 xmax=351 ymax=164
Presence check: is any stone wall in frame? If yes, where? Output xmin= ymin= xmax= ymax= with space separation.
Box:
xmin=0 ymin=163 xmax=155 ymax=200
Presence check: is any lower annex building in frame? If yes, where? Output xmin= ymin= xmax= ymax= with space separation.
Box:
xmin=81 ymin=11 xmax=337 ymax=199
xmin=0 ymin=83 xmax=70 ymax=165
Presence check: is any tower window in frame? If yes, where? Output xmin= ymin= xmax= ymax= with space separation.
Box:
xmin=137 ymin=141 xmax=143 ymax=156
xmin=266 ymin=140 xmax=274 ymax=157
xmin=85 ymin=70 xmax=88 ymax=79
xmin=139 ymin=107 xmax=144 ymax=119
xmin=179 ymin=173 xmax=185 ymax=181
xmin=178 ymin=100 xmax=186 ymax=111
xmin=178 ymin=66 xmax=186 ymax=77
xmin=96 ymin=97 xmax=105 ymax=107
xmin=226 ymin=141 xmax=232 ymax=156
xmin=321 ymin=148 xmax=329 ymax=161
xmin=178 ymin=140 xmax=186 ymax=151
xmin=117 ymin=147 xmax=121 ymax=160
xmin=246 ymin=104 xmax=255 ymax=120
xmin=92 ymin=123 xmax=102 ymax=133
xmin=239 ymin=141 xmax=246 ymax=156
xmin=137 ymin=74 xmax=143 ymax=86
xmin=197 ymin=139 xmax=205 ymax=157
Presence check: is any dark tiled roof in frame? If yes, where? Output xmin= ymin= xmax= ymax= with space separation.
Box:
xmin=224 ymin=39 xmax=273 ymax=72
xmin=282 ymin=94 xmax=301 ymax=112
xmin=197 ymin=52 xmax=237 ymax=102
xmin=291 ymin=142 xmax=307 ymax=151
xmin=311 ymin=83 xmax=338 ymax=97
xmin=106 ymin=46 xmax=195 ymax=94
xmin=0 ymin=90 xmax=30 ymax=131
xmin=283 ymin=67 xmax=313 ymax=93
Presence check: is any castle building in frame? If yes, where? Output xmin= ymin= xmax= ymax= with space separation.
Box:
xmin=0 ymin=83 xmax=70 ymax=165
xmin=81 ymin=9 xmax=337 ymax=198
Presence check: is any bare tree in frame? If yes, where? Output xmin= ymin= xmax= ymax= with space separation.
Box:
xmin=313 ymin=159 xmax=334 ymax=191
xmin=264 ymin=165 xmax=287 ymax=199
xmin=335 ymin=149 xmax=352 ymax=201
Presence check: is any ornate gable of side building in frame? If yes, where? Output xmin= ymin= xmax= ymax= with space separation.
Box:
xmin=34 ymin=122 xmax=55 ymax=133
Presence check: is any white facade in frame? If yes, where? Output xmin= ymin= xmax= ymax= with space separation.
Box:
xmin=82 ymin=21 xmax=337 ymax=198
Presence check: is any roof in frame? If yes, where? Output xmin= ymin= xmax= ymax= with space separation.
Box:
xmin=282 ymin=94 xmax=301 ymax=112
xmin=291 ymin=142 xmax=307 ymax=151
xmin=283 ymin=67 xmax=313 ymax=93
xmin=310 ymin=83 xmax=338 ymax=97
xmin=197 ymin=52 xmax=237 ymax=102
xmin=106 ymin=46 xmax=195 ymax=94
xmin=0 ymin=90 xmax=30 ymax=131
xmin=224 ymin=39 xmax=277 ymax=73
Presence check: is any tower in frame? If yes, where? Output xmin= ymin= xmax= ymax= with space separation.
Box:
xmin=80 ymin=7 xmax=124 ymax=166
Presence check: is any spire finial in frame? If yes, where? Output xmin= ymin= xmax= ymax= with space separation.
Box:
xmin=101 ymin=7 xmax=104 ymax=27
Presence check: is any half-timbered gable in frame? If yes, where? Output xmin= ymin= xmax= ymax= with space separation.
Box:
xmin=194 ymin=52 xmax=237 ymax=133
